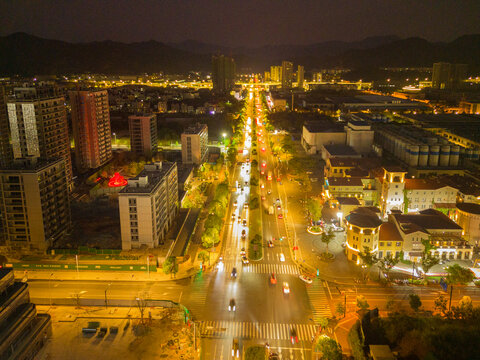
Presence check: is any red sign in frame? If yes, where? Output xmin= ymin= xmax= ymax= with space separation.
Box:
xmin=108 ymin=172 xmax=127 ymax=187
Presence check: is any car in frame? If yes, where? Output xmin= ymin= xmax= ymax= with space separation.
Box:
xmin=261 ymin=183 xmax=265 ymax=189
xmin=232 ymin=339 xmax=240 ymax=358
xmin=261 ymin=170 xmax=265 ymax=175
xmin=231 ymin=267 xmax=237 ymax=278
xmin=299 ymin=275 xmax=313 ymax=284
xmin=261 ymin=147 xmax=266 ymax=152
xmin=290 ymin=328 xmax=298 ymax=344
xmin=261 ymin=161 xmax=267 ymax=168
xmin=261 ymin=196 xmax=266 ymax=201
xmin=267 ymin=240 xmax=274 ymax=248
xmin=237 ymin=216 xmax=241 ymax=223
xmin=229 ymin=299 xmax=236 ymax=311
xmin=245 ymin=181 xmax=248 ymax=186
xmin=279 ymin=253 xmax=285 ymax=262
xmin=234 ymin=201 xmax=238 ymax=207
xmin=246 ymin=158 xmax=250 ymax=163
xmin=267 ymin=190 xmax=271 ymax=195
xmin=241 ymin=229 xmax=246 ymax=239
xmin=241 ymin=256 xmax=249 ymax=265
xmin=241 ymin=187 xmax=244 ymax=193
xmin=278 ymin=213 xmax=283 ymax=219
xmin=333 ymin=226 xmax=344 ymax=232
xmin=276 ymin=205 xmax=281 ymax=211
xmin=283 ymin=282 xmax=290 ymax=294
xmin=244 ymin=203 xmax=248 ymax=209
xmin=240 ymin=247 xmax=246 ymax=256
xmin=232 ymin=214 xmax=236 ymax=220
xmin=270 ymin=273 xmax=277 ymax=284
xmin=276 ymin=198 xmax=280 ymax=203
xmin=246 ymin=169 xmax=249 ymax=174
xmin=242 ymin=219 xmax=247 ymax=227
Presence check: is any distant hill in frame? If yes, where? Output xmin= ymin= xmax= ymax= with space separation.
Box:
xmin=1 ymin=33 xmax=480 ymax=76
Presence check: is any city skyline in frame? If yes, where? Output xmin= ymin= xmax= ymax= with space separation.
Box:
xmin=1 ymin=0 xmax=480 ymax=47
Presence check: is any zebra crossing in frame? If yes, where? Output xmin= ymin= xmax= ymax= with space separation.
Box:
xmin=306 ymin=280 xmax=332 ymax=320
xmin=182 ymin=275 xmax=210 ymax=318
xmin=199 ymin=320 xmax=317 ymax=341
xmin=224 ymin=262 xmax=300 ymax=275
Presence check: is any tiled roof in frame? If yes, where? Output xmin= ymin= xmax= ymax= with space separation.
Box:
xmin=456 ymin=202 xmax=480 ymax=215
xmin=379 ymin=222 xmax=403 ymax=242
xmin=328 ymin=177 xmax=363 ymax=187
xmin=392 ymin=210 xmax=462 ymax=232
xmin=404 ymin=178 xmax=452 ymax=190
xmin=336 ymin=197 xmax=361 ymax=205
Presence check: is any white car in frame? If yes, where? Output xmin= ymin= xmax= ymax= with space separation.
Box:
xmin=279 ymin=253 xmax=285 ymax=262
xmin=299 ymin=275 xmax=313 ymax=284
xmin=283 ymin=282 xmax=290 ymax=294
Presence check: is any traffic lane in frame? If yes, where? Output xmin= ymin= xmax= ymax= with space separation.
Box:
xmin=203 ymin=270 xmax=312 ymax=324
xmin=28 ymin=280 xmax=186 ymax=301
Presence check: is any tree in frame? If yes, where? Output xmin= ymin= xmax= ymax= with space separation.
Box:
xmin=249 ymin=196 xmax=260 ymax=210
xmin=162 ymin=256 xmax=178 ymax=277
xmin=201 ymin=227 xmax=220 ymax=248
xmin=446 ymin=264 xmax=475 ymax=285
xmin=321 ymin=231 xmax=335 ymax=254
xmin=136 ymin=295 xmax=148 ymax=325
xmin=316 ymin=336 xmax=342 ymax=360
xmin=205 ymin=214 xmax=223 ymax=231
xmin=420 ymin=253 xmax=439 ymax=277
xmin=244 ymin=345 xmax=267 ymax=360
xmin=317 ymin=316 xmax=329 ymax=332
xmin=434 ymin=295 xmax=448 ymax=316
xmin=356 ymin=295 xmax=370 ymax=310
xmin=197 ymin=251 xmax=210 ymax=264
xmin=358 ymin=246 xmax=377 ymax=280
xmin=336 ymin=302 xmax=346 ymax=318
xmin=409 ymin=294 xmax=422 ymax=312
xmin=378 ymin=253 xmax=400 ymax=279
xmin=306 ymin=198 xmax=322 ymax=221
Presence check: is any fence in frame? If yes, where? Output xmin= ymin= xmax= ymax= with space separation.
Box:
xmin=12 ymin=263 xmax=156 ymax=272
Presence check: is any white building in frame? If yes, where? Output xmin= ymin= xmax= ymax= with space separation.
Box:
xmin=119 ymin=162 xmax=178 ymax=250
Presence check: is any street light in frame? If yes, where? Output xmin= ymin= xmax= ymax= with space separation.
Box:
xmin=105 ymin=283 xmax=112 ymax=309
xmin=49 ymin=273 xmax=54 ymax=306
xmin=337 ymin=212 xmax=343 ymax=226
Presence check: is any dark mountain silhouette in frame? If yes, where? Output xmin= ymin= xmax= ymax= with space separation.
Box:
xmin=1 ymin=33 xmax=479 ymax=76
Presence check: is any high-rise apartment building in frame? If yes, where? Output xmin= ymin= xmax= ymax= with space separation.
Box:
xmin=119 ymin=162 xmax=178 ymax=250
xmin=281 ymin=61 xmax=293 ymax=90
xmin=6 ymin=89 xmax=72 ymax=187
xmin=128 ymin=114 xmax=158 ymax=157
xmin=0 ymin=87 xmax=12 ymax=168
xmin=181 ymin=123 xmax=208 ymax=165
xmin=212 ymin=55 xmax=236 ymax=93
xmin=270 ymin=66 xmax=283 ymax=82
xmin=0 ymin=268 xmax=51 ymax=360
xmin=432 ymin=62 xmax=468 ymax=90
xmin=297 ymin=65 xmax=305 ymax=88
xmin=0 ymin=158 xmax=71 ymax=253
xmin=69 ymin=90 xmax=112 ymax=172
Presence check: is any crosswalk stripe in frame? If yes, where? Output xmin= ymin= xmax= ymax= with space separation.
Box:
xmin=224 ymin=262 xmax=300 ymax=275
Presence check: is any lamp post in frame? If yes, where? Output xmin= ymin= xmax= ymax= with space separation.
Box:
xmin=49 ymin=273 xmax=54 ymax=306
xmin=113 ymin=132 xmax=117 ymax=145
xmin=337 ymin=212 xmax=343 ymax=227
xmin=105 ymin=283 xmax=112 ymax=309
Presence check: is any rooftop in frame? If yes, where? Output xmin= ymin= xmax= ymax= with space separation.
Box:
xmin=456 ymin=202 xmax=480 ymax=215
xmin=183 ymin=123 xmax=207 ymax=135
xmin=346 ymin=210 xmax=383 ymax=228
xmin=404 ymin=178 xmax=453 ymax=190
xmin=336 ymin=197 xmax=361 ymax=205
xmin=324 ymin=144 xmax=358 ymax=157
xmin=379 ymin=222 xmax=403 ymax=242
xmin=392 ymin=209 xmax=462 ymax=232
xmin=303 ymin=120 xmax=344 ymax=133
xmin=327 ymin=177 xmax=364 ymax=187
xmin=119 ymin=161 xmax=176 ymax=194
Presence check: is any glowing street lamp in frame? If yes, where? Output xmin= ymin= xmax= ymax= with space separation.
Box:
xmin=337 ymin=212 xmax=343 ymax=225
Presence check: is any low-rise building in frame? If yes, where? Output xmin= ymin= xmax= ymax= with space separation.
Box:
xmin=455 ymin=202 xmax=480 ymax=246
xmin=325 ymin=177 xmax=364 ymax=200
xmin=403 ymin=178 xmax=457 ymax=213
xmin=379 ymin=167 xmax=407 ymax=217
xmin=378 ymin=222 xmax=403 ymax=259
xmin=390 ymin=209 xmax=471 ymax=263
xmin=119 ymin=162 xmax=178 ymax=250
xmin=345 ymin=207 xmax=383 ymax=263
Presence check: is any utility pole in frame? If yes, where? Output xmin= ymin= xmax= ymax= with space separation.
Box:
xmin=448 ymin=285 xmax=453 ymax=312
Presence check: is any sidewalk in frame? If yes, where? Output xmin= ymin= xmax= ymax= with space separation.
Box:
xmin=333 ymin=312 xmax=359 ymax=356
xmin=14 ymin=264 xmax=197 ymax=282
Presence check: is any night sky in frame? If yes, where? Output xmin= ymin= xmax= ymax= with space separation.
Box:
xmin=1 ymin=0 xmax=480 ymax=47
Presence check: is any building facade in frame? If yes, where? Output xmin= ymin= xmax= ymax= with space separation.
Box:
xmin=69 ymin=90 xmax=113 ymax=172
xmin=297 ymin=65 xmax=305 ymax=89
xmin=128 ymin=114 xmax=158 ymax=157
xmin=432 ymin=62 xmax=467 ymax=90
xmin=0 ymin=86 xmax=13 ymax=168
xmin=6 ymin=92 xmax=72 ymax=188
xmin=119 ymin=162 xmax=178 ymax=250
xmin=212 ymin=55 xmax=236 ymax=94
xmin=281 ymin=61 xmax=293 ymax=90
xmin=181 ymin=123 xmax=208 ymax=165
xmin=455 ymin=202 xmax=480 ymax=246
xmin=0 ymin=268 xmax=52 ymax=360
xmin=270 ymin=66 xmax=282 ymax=82
xmin=379 ymin=167 xmax=407 ymax=217
xmin=0 ymin=158 xmax=71 ymax=253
